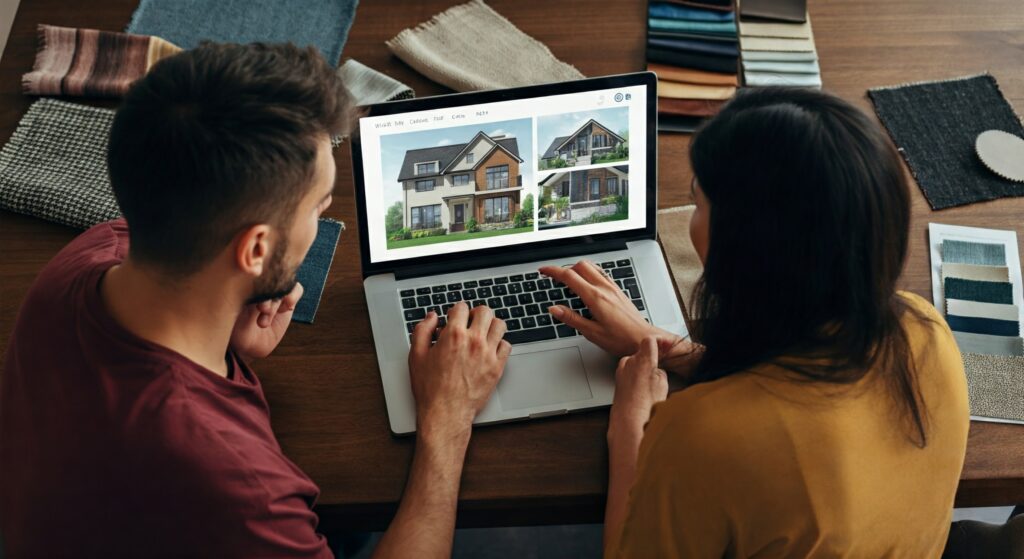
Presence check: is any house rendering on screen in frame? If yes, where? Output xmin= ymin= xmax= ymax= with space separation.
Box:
xmin=539 ymin=166 xmax=629 ymax=227
xmin=397 ymin=131 xmax=524 ymax=232
xmin=541 ymin=118 xmax=626 ymax=167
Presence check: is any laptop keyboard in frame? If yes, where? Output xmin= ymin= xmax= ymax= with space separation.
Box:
xmin=398 ymin=258 xmax=648 ymax=346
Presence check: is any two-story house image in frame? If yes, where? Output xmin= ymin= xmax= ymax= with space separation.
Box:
xmin=539 ymin=166 xmax=629 ymax=228
xmin=397 ymin=131 xmax=524 ymax=233
xmin=540 ymin=118 xmax=626 ymax=167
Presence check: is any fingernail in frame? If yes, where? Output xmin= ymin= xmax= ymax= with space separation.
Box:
xmin=549 ymin=306 xmax=563 ymax=317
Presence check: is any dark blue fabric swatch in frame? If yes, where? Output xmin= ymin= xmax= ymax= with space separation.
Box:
xmin=293 ymin=218 xmax=343 ymax=323
xmin=946 ymin=314 xmax=1020 ymax=337
xmin=944 ymin=277 xmax=1013 ymax=305
xmin=646 ymin=47 xmax=738 ymax=74
xmin=126 ymin=0 xmax=359 ymax=66
xmin=648 ymin=37 xmax=739 ymax=57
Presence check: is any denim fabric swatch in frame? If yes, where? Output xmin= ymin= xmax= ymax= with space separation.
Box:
xmin=946 ymin=299 xmax=1019 ymax=322
xmin=868 ymin=74 xmax=1024 ymax=209
xmin=944 ymin=277 xmax=1013 ymax=305
xmin=293 ymin=218 xmax=343 ymax=324
xmin=946 ymin=315 xmax=1019 ymax=337
xmin=942 ymin=240 xmax=1007 ymax=266
xmin=126 ymin=0 xmax=359 ymax=66
xmin=649 ymin=3 xmax=735 ymax=22
xmin=941 ymin=262 xmax=1010 ymax=283
xmin=954 ymin=331 xmax=1024 ymax=357
xmin=962 ymin=353 xmax=1024 ymax=421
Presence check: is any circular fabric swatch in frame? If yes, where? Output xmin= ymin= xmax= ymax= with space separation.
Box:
xmin=976 ymin=130 xmax=1024 ymax=182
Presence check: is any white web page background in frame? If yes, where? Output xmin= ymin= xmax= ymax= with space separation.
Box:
xmin=359 ymin=84 xmax=648 ymax=264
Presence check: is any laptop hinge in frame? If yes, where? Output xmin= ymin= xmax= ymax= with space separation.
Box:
xmin=391 ymin=239 xmax=631 ymax=281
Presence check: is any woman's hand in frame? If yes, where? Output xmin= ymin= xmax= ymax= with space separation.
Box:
xmin=609 ymin=337 xmax=669 ymax=433
xmin=539 ymin=260 xmax=684 ymax=360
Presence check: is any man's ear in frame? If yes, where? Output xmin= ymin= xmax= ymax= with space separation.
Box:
xmin=235 ymin=224 xmax=273 ymax=278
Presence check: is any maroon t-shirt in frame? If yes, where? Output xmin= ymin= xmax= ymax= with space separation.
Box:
xmin=0 ymin=220 xmax=331 ymax=558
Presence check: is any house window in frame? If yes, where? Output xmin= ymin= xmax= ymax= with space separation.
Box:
xmin=415 ymin=162 xmax=438 ymax=175
xmin=453 ymin=174 xmax=470 ymax=186
xmin=590 ymin=178 xmax=600 ymax=198
xmin=411 ymin=204 xmax=441 ymax=229
xmin=466 ymin=153 xmax=474 ymax=164
xmin=486 ymin=165 xmax=509 ymax=189
xmin=594 ymin=135 xmax=606 ymax=148
xmin=415 ymin=179 xmax=436 ymax=192
xmin=560 ymin=180 xmax=569 ymax=197
xmin=607 ymin=177 xmax=618 ymax=195
xmin=483 ymin=197 xmax=510 ymax=223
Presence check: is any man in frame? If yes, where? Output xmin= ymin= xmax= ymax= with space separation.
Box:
xmin=0 ymin=43 xmax=510 ymax=558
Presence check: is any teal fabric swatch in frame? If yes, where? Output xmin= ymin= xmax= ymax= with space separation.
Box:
xmin=942 ymin=239 xmax=1007 ymax=266
xmin=648 ymin=18 xmax=737 ymax=36
xmin=648 ymin=3 xmax=735 ymax=22
xmin=292 ymin=218 xmax=343 ymax=323
xmin=944 ymin=277 xmax=1013 ymax=305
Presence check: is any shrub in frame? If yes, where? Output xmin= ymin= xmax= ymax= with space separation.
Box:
xmin=538 ymin=208 xmax=547 ymax=218
xmin=513 ymin=210 xmax=527 ymax=228
xmin=467 ymin=218 xmax=479 ymax=233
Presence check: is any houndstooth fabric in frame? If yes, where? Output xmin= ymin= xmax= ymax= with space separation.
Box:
xmin=0 ymin=98 xmax=121 ymax=230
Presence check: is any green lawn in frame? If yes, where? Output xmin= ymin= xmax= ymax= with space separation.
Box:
xmin=387 ymin=226 xmax=533 ymax=249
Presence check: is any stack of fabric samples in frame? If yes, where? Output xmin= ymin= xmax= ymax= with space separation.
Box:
xmin=738 ymin=12 xmax=821 ymax=88
xmin=646 ymin=1 xmax=739 ymax=132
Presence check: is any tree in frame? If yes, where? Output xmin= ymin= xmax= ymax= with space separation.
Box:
xmin=555 ymin=196 xmax=569 ymax=220
xmin=385 ymin=201 xmax=404 ymax=234
xmin=521 ymin=194 xmax=534 ymax=217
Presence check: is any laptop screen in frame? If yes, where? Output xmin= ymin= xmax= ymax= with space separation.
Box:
xmin=354 ymin=74 xmax=652 ymax=268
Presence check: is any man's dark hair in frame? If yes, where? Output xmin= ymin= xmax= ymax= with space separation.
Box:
xmin=108 ymin=42 xmax=354 ymax=276
xmin=688 ymin=87 xmax=933 ymax=447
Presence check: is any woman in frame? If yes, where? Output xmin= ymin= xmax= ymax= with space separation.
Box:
xmin=540 ymin=87 xmax=969 ymax=558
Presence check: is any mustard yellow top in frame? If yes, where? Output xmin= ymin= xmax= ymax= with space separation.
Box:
xmin=609 ymin=292 xmax=970 ymax=558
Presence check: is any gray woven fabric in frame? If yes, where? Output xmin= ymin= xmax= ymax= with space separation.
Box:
xmin=0 ymin=99 xmax=120 ymax=229
xmin=962 ymin=352 xmax=1024 ymax=422
xmin=942 ymin=239 xmax=1007 ymax=266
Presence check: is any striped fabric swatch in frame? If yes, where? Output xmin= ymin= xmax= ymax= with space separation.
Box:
xmin=23 ymin=24 xmax=181 ymax=98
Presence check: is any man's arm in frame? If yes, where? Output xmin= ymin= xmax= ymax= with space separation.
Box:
xmin=372 ymin=302 xmax=510 ymax=559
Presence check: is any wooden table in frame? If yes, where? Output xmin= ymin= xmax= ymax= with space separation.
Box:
xmin=1 ymin=0 xmax=1022 ymax=533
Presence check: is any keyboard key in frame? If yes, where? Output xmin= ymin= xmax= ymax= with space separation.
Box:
xmin=554 ymin=299 xmax=569 ymax=308
xmin=510 ymin=274 xmax=524 ymax=282
xmin=400 ymin=289 xmax=414 ymax=297
xmin=448 ymin=283 xmax=462 ymax=291
xmin=472 ymin=299 xmax=485 ymax=307
xmin=632 ymin=299 xmax=645 ymax=311
xmin=462 ymin=289 xmax=477 ymax=299
xmin=447 ymin=291 xmax=462 ymax=303
xmin=511 ymin=306 xmax=525 ymax=318
xmin=547 ymin=288 xmax=563 ymax=300
xmin=507 ymin=319 xmax=521 ymax=331
xmin=495 ymin=308 xmax=511 ymax=320
xmin=538 ymin=278 xmax=552 ymax=290
xmin=615 ymin=280 xmax=623 ymax=289
xmin=505 ymin=326 xmax=557 ymax=344
xmin=442 ymin=304 xmax=453 ymax=314
xmin=553 ymin=278 xmax=565 ymax=288
xmin=616 ymin=259 xmax=630 ymax=267
xmin=417 ymin=295 xmax=431 ymax=307
xmin=623 ymin=277 xmax=638 ymax=289
xmin=525 ymin=304 xmax=540 ymax=315
xmin=517 ymin=293 xmax=533 ymax=305
xmin=487 ymin=297 xmax=503 ymax=308
xmin=401 ymin=297 xmax=416 ymax=309
xmin=479 ymin=278 xmax=494 ymax=286
xmin=478 ymin=286 xmax=492 ymax=298
xmin=494 ymin=285 xmax=508 ymax=296
xmin=495 ymin=277 xmax=509 ymax=284
xmin=404 ymin=308 xmax=426 ymax=321
xmin=612 ymin=267 xmax=635 ymax=279
xmin=464 ymin=280 xmax=478 ymax=288
xmin=581 ymin=309 xmax=593 ymax=319
xmin=432 ymin=285 xmax=446 ymax=293
xmin=570 ymin=298 xmax=586 ymax=309
xmin=523 ymin=280 xmax=537 ymax=292
xmin=537 ymin=314 xmax=553 ymax=326
xmin=522 ymin=316 xmax=537 ymax=329
xmin=601 ymin=261 xmax=616 ymax=269
xmin=509 ymin=283 xmax=523 ymax=294
xmin=503 ymin=295 xmax=518 ymax=307
xmin=628 ymin=286 xmax=641 ymax=299
xmin=406 ymin=321 xmax=417 ymax=333
xmin=539 ymin=301 xmax=553 ymax=312
xmin=525 ymin=272 xmax=539 ymax=280
xmin=427 ymin=305 xmax=441 ymax=315
xmin=432 ymin=293 xmax=446 ymax=305
xmin=533 ymin=291 xmax=549 ymax=303
xmin=416 ymin=287 xmax=432 ymax=295
xmin=556 ymin=325 xmax=577 ymax=338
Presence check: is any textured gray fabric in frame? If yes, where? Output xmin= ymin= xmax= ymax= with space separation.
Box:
xmin=962 ymin=352 xmax=1024 ymax=422
xmin=0 ymin=99 xmax=119 ymax=229
xmin=953 ymin=331 xmax=1024 ymax=357
xmin=942 ymin=239 xmax=1007 ymax=266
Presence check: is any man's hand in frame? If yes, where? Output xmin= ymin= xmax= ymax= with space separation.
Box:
xmin=230 ymin=283 xmax=304 ymax=360
xmin=408 ymin=303 xmax=511 ymax=443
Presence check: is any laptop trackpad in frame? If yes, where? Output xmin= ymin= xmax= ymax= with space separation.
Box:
xmin=497 ymin=347 xmax=593 ymax=411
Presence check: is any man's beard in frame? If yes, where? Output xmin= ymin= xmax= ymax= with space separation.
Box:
xmin=246 ymin=236 xmax=299 ymax=305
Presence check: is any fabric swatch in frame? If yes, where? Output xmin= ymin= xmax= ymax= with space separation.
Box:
xmin=658 ymin=115 xmax=706 ymax=133
xmin=739 ymin=35 xmax=816 ymax=52
xmin=125 ymin=0 xmax=358 ymax=66
xmin=741 ymin=49 xmax=817 ymax=62
xmin=647 ymin=62 xmax=738 ymax=86
xmin=292 ymin=218 xmax=344 ymax=323
xmin=23 ymin=24 xmax=181 ymax=98
xmin=739 ymin=18 xmax=812 ymax=39
xmin=648 ymin=37 xmax=740 ymax=57
xmin=743 ymin=71 xmax=822 ymax=88
xmin=647 ymin=48 xmax=738 ymax=74
xmin=0 ymin=99 xmax=119 ymax=229
xmin=954 ymin=331 xmax=1024 ymax=357
xmin=946 ymin=315 xmax=1019 ymax=337
xmin=868 ymin=74 xmax=1024 ymax=210
xmin=944 ymin=277 xmax=1013 ymax=305
xmin=942 ymin=263 xmax=1010 ymax=283
xmin=942 ymin=239 xmax=1007 ymax=266
xmin=657 ymin=205 xmax=702 ymax=319
xmin=740 ymin=0 xmax=807 ymax=23
xmin=658 ymin=80 xmax=736 ymax=100
xmin=649 ymin=30 xmax=739 ymax=44
xmin=947 ymin=299 xmax=1019 ymax=322
xmin=649 ymin=2 xmax=735 ymax=22
xmin=962 ymin=352 xmax=1024 ymax=422
xmin=659 ymin=97 xmax=726 ymax=117
xmin=336 ymin=59 xmax=414 ymax=106
xmin=742 ymin=59 xmax=820 ymax=75
xmin=658 ymin=0 xmax=734 ymax=13
xmin=386 ymin=0 xmax=583 ymax=92
xmin=648 ymin=18 xmax=737 ymax=36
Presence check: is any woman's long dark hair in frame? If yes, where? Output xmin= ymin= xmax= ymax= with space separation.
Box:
xmin=688 ymin=87 xmax=931 ymax=446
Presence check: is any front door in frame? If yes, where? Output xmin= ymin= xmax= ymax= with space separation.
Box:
xmin=452 ymin=203 xmax=465 ymax=232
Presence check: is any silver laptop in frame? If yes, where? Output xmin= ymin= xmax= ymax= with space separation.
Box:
xmin=350 ymin=72 xmax=687 ymax=435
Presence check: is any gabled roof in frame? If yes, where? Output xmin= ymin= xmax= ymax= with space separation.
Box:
xmin=541 ymin=136 xmax=571 ymax=159
xmin=397 ymin=133 xmax=521 ymax=182
xmin=544 ymin=119 xmax=627 ymax=158
xmin=539 ymin=165 xmax=630 ymax=186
